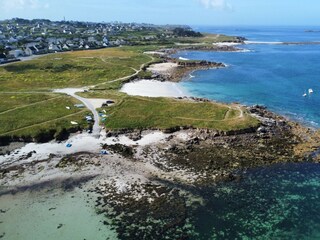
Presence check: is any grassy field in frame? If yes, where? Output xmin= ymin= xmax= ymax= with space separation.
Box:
xmin=80 ymin=91 xmax=259 ymax=131
xmin=0 ymin=93 xmax=90 ymax=140
xmin=0 ymin=47 xmax=157 ymax=141
xmin=174 ymin=34 xmax=240 ymax=45
xmin=0 ymin=48 xmax=152 ymax=92
xmin=0 ymin=37 xmax=258 ymax=141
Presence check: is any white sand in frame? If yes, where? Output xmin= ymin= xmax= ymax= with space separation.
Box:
xmin=103 ymin=131 xmax=166 ymax=146
xmin=214 ymin=42 xmax=241 ymax=46
xmin=0 ymin=131 xmax=168 ymax=166
xmin=0 ymin=188 xmax=117 ymax=240
xmin=147 ymin=62 xmax=178 ymax=74
xmin=86 ymin=98 xmax=111 ymax=108
xmin=120 ymin=80 xmax=188 ymax=98
xmin=244 ymin=41 xmax=284 ymax=45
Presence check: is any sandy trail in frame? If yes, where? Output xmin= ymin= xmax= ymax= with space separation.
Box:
xmin=54 ymin=88 xmax=102 ymax=138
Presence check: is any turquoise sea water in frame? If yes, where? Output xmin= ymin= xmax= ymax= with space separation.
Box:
xmin=0 ymin=187 xmax=117 ymax=240
xmin=195 ymin=163 xmax=320 ymax=239
xmin=2 ymin=27 xmax=320 ymax=240
xmin=173 ymin=26 xmax=320 ymax=239
xmin=175 ymin=26 xmax=320 ymax=127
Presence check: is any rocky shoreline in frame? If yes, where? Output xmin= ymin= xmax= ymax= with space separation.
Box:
xmin=1 ymin=102 xmax=320 ymax=238
xmin=141 ymin=46 xmax=239 ymax=83
xmin=1 ymin=42 xmax=320 ymax=239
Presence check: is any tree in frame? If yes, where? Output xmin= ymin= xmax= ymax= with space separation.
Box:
xmin=0 ymin=45 xmax=8 ymax=56
xmin=173 ymin=28 xmax=203 ymax=37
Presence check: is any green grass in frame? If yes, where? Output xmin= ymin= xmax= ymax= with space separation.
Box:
xmin=0 ymin=48 xmax=151 ymax=92
xmin=0 ymin=93 xmax=57 ymax=112
xmin=0 ymin=47 xmax=156 ymax=140
xmin=175 ymin=34 xmax=240 ymax=44
xmin=0 ymin=93 xmax=89 ymax=137
xmin=10 ymin=111 xmax=90 ymax=139
xmin=0 ymin=42 xmax=259 ymax=140
xmin=79 ymin=91 xmax=259 ymax=131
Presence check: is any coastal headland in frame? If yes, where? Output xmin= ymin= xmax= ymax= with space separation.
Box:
xmin=1 ymin=27 xmax=320 ymax=239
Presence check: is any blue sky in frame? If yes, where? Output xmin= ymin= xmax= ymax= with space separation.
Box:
xmin=0 ymin=0 xmax=319 ymax=26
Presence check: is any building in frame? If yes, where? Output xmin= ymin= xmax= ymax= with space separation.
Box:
xmin=0 ymin=53 xmax=6 ymax=63
xmin=9 ymin=49 xmax=24 ymax=58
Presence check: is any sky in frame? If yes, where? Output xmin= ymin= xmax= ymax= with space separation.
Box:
xmin=0 ymin=0 xmax=319 ymax=26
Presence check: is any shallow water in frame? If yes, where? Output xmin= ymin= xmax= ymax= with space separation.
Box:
xmin=2 ymin=163 xmax=320 ymax=240
xmin=174 ymin=26 xmax=320 ymax=127
xmin=194 ymin=163 xmax=320 ymax=239
xmin=171 ymin=26 xmax=320 ymax=238
xmin=0 ymin=188 xmax=117 ymax=240
xmin=2 ymin=26 xmax=320 ymax=239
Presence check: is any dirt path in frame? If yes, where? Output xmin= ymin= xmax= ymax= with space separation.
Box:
xmin=1 ymin=110 xmax=86 ymax=135
xmin=224 ymin=106 xmax=244 ymax=120
xmin=54 ymin=88 xmax=102 ymax=138
xmin=1 ymin=54 xmax=154 ymax=138
xmin=0 ymin=54 xmax=50 ymax=67
xmin=93 ymin=55 xmax=154 ymax=87
xmin=174 ymin=106 xmax=244 ymax=122
xmin=53 ymin=55 xmax=155 ymax=138
xmin=0 ymin=96 xmax=62 ymax=115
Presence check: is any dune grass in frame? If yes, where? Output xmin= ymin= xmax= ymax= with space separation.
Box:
xmin=175 ymin=34 xmax=239 ymax=44
xmin=105 ymin=98 xmax=259 ymax=131
xmin=0 ymin=93 xmax=89 ymax=138
xmin=0 ymin=44 xmax=259 ymax=140
xmin=80 ymin=91 xmax=259 ymax=131
xmin=0 ymin=48 xmax=151 ymax=92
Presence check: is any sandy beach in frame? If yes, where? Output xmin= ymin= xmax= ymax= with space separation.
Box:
xmin=120 ymin=79 xmax=188 ymax=97
xmin=214 ymin=42 xmax=242 ymax=46
xmin=0 ymin=131 xmax=167 ymax=167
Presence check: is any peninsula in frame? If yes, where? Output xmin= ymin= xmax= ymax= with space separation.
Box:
xmin=1 ymin=19 xmax=320 ymax=239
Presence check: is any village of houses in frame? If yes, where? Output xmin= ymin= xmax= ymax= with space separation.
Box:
xmin=0 ymin=18 xmax=178 ymax=64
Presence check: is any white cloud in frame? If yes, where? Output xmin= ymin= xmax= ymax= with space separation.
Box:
xmin=199 ymin=0 xmax=233 ymax=11
xmin=0 ymin=0 xmax=49 ymax=11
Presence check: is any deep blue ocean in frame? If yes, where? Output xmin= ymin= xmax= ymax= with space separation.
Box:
xmin=173 ymin=26 xmax=320 ymax=239
xmin=174 ymin=26 xmax=320 ymax=127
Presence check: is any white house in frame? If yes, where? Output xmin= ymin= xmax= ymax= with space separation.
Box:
xmin=49 ymin=43 xmax=61 ymax=52
xmin=103 ymin=36 xmax=109 ymax=45
xmin=9 ymin=49 xmax=24 ymax=58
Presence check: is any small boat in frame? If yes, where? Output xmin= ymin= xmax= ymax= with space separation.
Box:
xmin=179 ymin=57 xmax=189 ymax=61
xmin=303 ymin=93 xmax=307 ymax=97
xmin=308 ymin=88 xmax=314 ymax=94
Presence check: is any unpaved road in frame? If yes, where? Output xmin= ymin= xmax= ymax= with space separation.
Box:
xmin=54 ymin=88 xmax=101 ymax=138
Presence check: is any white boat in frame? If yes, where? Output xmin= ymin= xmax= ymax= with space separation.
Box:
xmin=303 ymin=93 xmax=307 ymax=97
xmin=308 ymin=88 xmax=314 ymax=94
xmin=179 ymin=57 xmax=189 ymax=61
